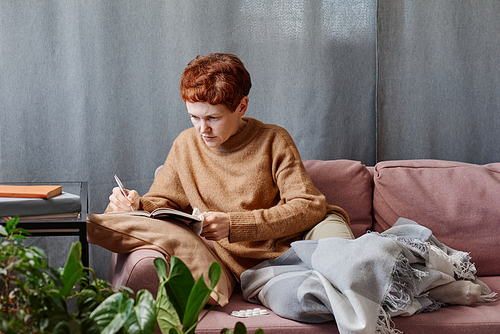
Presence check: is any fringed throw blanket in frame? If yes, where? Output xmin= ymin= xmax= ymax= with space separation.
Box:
xmin=241 ymin=218 xmax=496 ymax=334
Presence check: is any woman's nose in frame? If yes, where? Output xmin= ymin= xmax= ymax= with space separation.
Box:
xmin=199 ymin=120 xmax=210 ymax=133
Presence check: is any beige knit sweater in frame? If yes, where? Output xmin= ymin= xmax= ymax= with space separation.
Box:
xmin=141 ymin=117 xmax=348 ymax=278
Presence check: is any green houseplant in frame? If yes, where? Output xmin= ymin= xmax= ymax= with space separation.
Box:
xmin=0 ymin=216 xmax=137 ymax=333
xmin=0 ymin=217 xmax=263 ymax=334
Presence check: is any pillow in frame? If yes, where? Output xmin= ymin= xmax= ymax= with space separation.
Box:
xmin=303 ymin=160 xmax=373 ymax=238
xmin=87 ymin=213 xmax=235 ymax=306
xmin=372 ymin=159 xmax=500 ymax=276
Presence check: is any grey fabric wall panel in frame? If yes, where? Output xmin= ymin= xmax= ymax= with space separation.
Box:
xmin=0 ymin=1 xmax=377 ymax=278
xmin=377 ymin=0 xmax=500 ymax=164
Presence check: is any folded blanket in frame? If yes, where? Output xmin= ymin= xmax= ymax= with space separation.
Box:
xmin=241 ymin=218 xmax=494 ymax=334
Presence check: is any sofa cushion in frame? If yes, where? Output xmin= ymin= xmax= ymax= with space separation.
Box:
xmin=197 ymin=276 xmax=500 ymax=334
xmin=195 ymin=287 xmax=340 ymax=334
xmin=109 ymin=249 xmax=164 ymax=298
xmin=303 ymin=160 xmax=373 ymax=238
xmin=372 ymin=159 xmax=500 ymax=276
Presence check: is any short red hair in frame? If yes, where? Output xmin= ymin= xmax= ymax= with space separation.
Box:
xmin=180 ymin=53 xmax=251 ymax=111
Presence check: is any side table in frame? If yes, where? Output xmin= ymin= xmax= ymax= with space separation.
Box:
xmin=1 ymin=182 xmax=89 ymax=267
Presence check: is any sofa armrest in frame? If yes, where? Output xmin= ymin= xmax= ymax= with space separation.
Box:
xmin=109 ymin=249 xmax=167 ymax=298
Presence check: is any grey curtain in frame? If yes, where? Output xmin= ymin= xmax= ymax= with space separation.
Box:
xmin=1 ymin=0 xmax=377 ymax=209
xmin=377 ymin=0 xmax=500 ymax=163
xmin=1 ymin=0 xmax=499 ymax=279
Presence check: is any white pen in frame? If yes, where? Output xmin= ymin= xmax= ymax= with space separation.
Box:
xmin=114 ymin=175 xmax=135 ymax=211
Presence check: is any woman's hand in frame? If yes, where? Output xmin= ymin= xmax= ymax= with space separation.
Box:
xmin=109 ymin=187 xmax=140 ymax=212
xmin=201 ymin=212 xmax=230 ymax=241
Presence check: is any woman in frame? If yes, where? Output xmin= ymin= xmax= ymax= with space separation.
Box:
xmin=108 ymin=53 xmax=352 ymax=283
xmin=100 ymin=54 xmax=491 ymax=324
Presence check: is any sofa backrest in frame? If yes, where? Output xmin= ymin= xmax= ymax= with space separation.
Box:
xmin=302 ymin=159 xmax=374 ymax=238
xmin=157 ymin=159 xmax=500 ymax=276
xmin=372 ymin=159 xmax=500 ymax=276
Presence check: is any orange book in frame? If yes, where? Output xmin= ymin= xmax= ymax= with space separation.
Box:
xmin=0 ymin=185 xmax=62 ymax=199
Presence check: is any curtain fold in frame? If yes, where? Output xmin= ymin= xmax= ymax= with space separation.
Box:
xmin=377 ymin=0 xmax=500 ymax=164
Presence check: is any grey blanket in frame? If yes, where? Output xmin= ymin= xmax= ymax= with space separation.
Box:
xmin=241 ymin=218 xmax=484 ymax=334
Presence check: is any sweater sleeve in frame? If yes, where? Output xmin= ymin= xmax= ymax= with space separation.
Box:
xmin=139 ymin=136 xmax=192 ymax=214
xmin=228 ymin=128 xmax=327 ymax=243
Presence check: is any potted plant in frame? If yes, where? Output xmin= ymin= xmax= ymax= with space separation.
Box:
xmin=0 ymin=217 xmax=263 ymax=334
xmin=1 ymin=216 xmax=129 ymax=333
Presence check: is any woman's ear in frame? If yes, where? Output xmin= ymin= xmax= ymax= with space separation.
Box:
xmin=237 ymin=96 xmax=249 ymax=116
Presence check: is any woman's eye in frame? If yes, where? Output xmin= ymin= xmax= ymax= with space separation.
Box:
xmin=190 ymin=115 xmax=199 ymax=121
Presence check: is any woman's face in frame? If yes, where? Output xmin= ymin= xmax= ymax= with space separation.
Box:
xmin=186 ymin=98 xmax=248 ymax=148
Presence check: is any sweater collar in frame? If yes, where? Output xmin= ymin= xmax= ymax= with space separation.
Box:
xmin=214 ymin=117 xmax=261 ymax=154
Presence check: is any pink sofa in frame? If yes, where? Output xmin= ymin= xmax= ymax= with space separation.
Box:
xmin=109 ymin=159 xmax=500 ymax=333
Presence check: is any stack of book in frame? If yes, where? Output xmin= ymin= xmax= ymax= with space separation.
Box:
xmin=0 ymin=185 xmax=82 ymax=222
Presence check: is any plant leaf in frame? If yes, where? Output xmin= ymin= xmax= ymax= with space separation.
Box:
xmin=15 ymin=227 xmax=31 ymax=237
xmin=221 ymin=322 xmax=250 ymax=334
xmin=0 ymin=224 xmax=7 ymax=236
xmin=233 ymin=322 xmax=248 ymax=334
xmin=156 ymin=285 xmax=182 ymax=334
xmin=123 ymin=289 xmax=157 ymax=334
xmin=80 ymin=316 xmax=102 ymax=334
xmin=182 ymin=275 xmax=212 ymax=331
xmin=90 ymin=292 xmax=134 ymax=334
xmin=164 ymin=256 xmax=195 ymax=321
xmin=5 ymin=216 xmax=19 ymax=234
xmin=77 ymin=289 xmax=100 ymax=317
xmin=154 ymin=257 xmax=168 ymax=280
xmin=52 ymin=320 xmax=71 ymax=334
xmin=61 ymin=242 xmax=84 ymax=297
xmin=208 ymin=261 xmax=221 ymax=289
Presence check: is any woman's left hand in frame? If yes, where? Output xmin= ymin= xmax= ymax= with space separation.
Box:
xmin=201 ymin=212 xmax=230 ymax=241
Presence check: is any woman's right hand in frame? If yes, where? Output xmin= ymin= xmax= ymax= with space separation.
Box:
xmin=109 ymin=187 xmax=141 ymax=212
